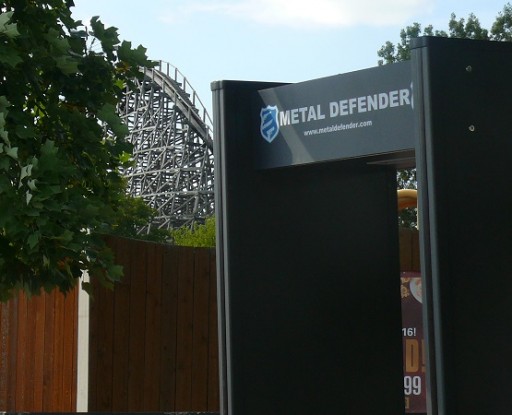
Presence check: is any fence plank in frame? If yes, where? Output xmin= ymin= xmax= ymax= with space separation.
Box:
xmin=62 ymin=289 xmax=78 ymax=411
xmin=15 ymin=293 xmax=28 ymax=409
xmin=143 ymin=242 xmax=163 ymax=411
xmin=160 ymin=244 xmax=180 ymax=411
xmin=207 ymin=249 xmax=220 ymax=411
xmin=88 ymin=239 xmax=221 ymax=412
xmin=0 ymin=300 xmax=10 ymax=409
xmin=32 ymin=293 xmax=46 ymax=411
xmin=399 ymin=228 xmax=413 ymax=271
xmin=175 ymin=247 xmax=195 ymax=410
xmin=72 ymin=288 xmax=78 ymax=411
xmin=399 ymin=228 xmax=420 ymax=272
xmin=191 ymin=248 xmax=211 ymax=410
xmin=53 ymin=292 xmax=66 ymax=410
xmin=111 ymin=236 xmax=132 ymax=411
xmin=127 ymin=238 xmax=148 ymax=411
xmin=0 ymin=288 xmax=77 ymax=413
xmin=7 ymin=298 xmax=17 ymax=410
xmin=411 ymin=230 xmax=421 ymax=271
xmin=95 ymin=272 xmax=115 ymax=411
xmin=23 ymin=293 xmax=38 ymax=411
xmin=42 ymin=292 xmax=55 ymax=411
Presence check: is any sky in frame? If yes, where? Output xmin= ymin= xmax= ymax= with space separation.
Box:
xmin=72 ymin=0 xmax=509 ymax=116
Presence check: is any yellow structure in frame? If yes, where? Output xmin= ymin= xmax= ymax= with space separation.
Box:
xmin=397 ymin=189 xmax=417 ymax=211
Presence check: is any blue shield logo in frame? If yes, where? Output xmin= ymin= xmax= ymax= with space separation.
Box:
xmin=260 ymin=105 xmax=279 ymax=143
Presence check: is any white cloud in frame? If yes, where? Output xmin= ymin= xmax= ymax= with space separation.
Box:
xmin=162 ymin=0 xmax=435 ymax=28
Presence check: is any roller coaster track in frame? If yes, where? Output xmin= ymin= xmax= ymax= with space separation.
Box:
xmin=119 ymin=61 xmax=214 ymax=233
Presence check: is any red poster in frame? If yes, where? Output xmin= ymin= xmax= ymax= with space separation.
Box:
xmin=401 ymin=271 xmax=426 ymax=413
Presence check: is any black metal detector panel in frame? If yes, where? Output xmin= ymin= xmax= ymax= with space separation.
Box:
xmin=213 ymin=81 xmax=405 ymax=415
xmin=413 ymin=37 xmax=512 ymax=414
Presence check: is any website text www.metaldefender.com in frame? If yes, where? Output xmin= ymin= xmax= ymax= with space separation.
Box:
xmin=303 ymin=120 xmax=373 ymax=137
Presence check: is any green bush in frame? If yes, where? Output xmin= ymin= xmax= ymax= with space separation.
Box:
xmin=171 ymin=217 xmax=216 ymax=247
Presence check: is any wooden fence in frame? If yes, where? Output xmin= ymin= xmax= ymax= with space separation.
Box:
xmin=0 ymin=288 xmax=78 ymax=412
xmin=88 ymin=236 xmax=219 ymax=412
xmin=399 ymin=228 xmax=421 ymax=272
xmin=0 ymin=229 xmax=419 ymax=413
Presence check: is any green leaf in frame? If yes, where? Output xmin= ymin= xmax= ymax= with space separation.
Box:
xmin=81 ymin=281 xmax=93 ymax=295
xmin=0 ymin=157 xmax=10 ymax=171
xmin=0 ymin=49 xmax=23 ymax=67
xmin=27 ymin=232 xmax=41 ymax=249
xmin=20 ymin=164 xmax=33 ymax=182
xmin=132 ymin=44 xmax=150 ymax=63
xmin=0 ymin=131 xmax=8 ymax=143
xmin=2 ymin=22 xmax=19 ymax=38
xmin=97 ymin=103 xmax=117 ymax=125
xmin=90 ymin=16 xmax=120 ymax=57
xmin=0 ymin=11 xmax=14 ymax=28
xmin=41 ymin=140 xmax=58 ymax=156
xmin=98 ymin=103 xmax=129 ymax=138
xmin=0 ymin=12 xmax=20 ymax=38
xmin=58 ymin=229 xmax=74 ymax=242
xmin=0 ymin=175 xmax=12 ymax=192
xmin=44 ymin=28 xmax=70 ymax=52
xmin=6 ymin=147 xmax=18 ymax=160
xmin=0 ymin=96 xmax=9 ymax=111
xmin=55 ymin=56 xmax=79 ymax=75
xmin=15 ymin=124 xmax=36 ymax=139
xmin=119 ymin=151 xmax=132 ymax=164
xmin=117 ymin=40 xmax=133 ymax=61
xmin=27 ymin=179 xmax=37 ymax=191
xmin=108 ymin=264 xmax=123 ymax=282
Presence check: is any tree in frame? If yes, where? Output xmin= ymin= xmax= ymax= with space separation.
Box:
xmin=378 ymin=3 xmax=512 ymax=227
xmin=0 ymin=0 xmax=154 ymax=300
xmin=171 ymin=216 xmax=216 ymax=248
xmin=109 ymin=195 xmax=172 ymax=242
